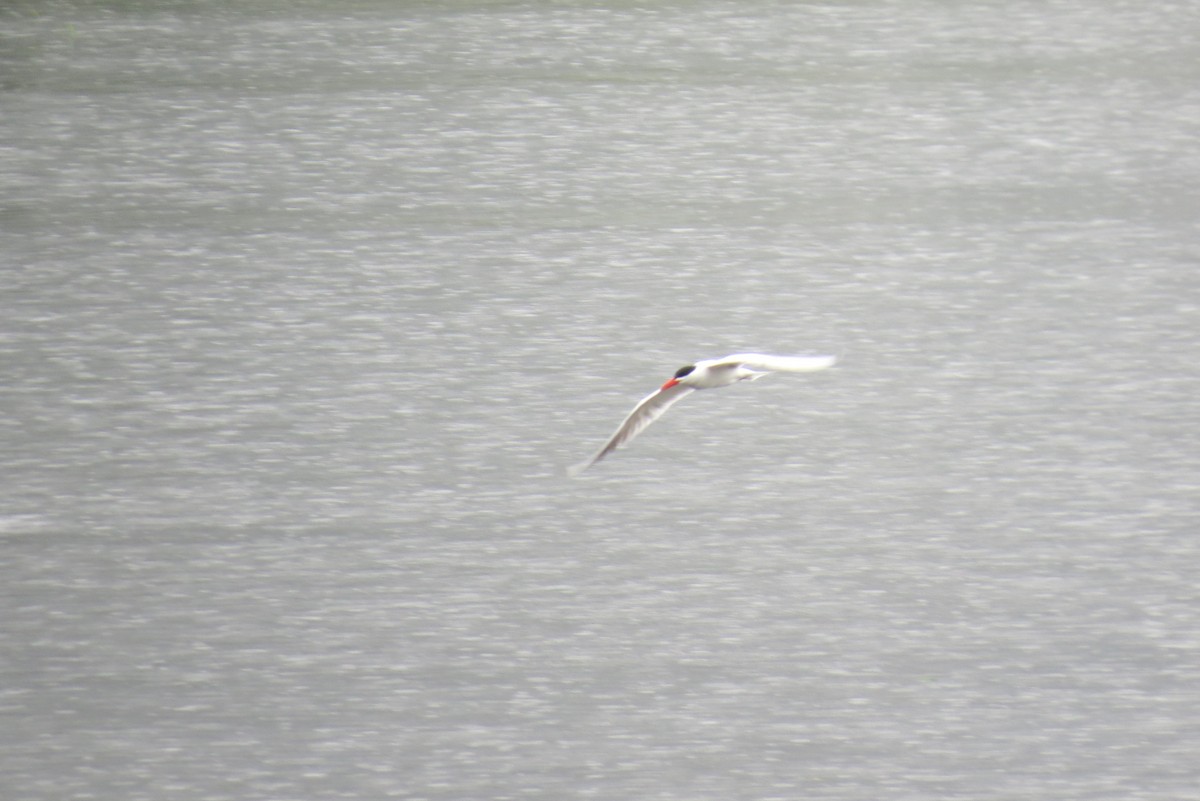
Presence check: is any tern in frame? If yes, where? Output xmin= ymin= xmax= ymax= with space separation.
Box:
xmin=571 ymin=353 xmax=836 ymax=474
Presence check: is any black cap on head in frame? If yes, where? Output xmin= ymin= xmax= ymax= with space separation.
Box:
xmin=673 ymin=365 xmax=696 ymax=379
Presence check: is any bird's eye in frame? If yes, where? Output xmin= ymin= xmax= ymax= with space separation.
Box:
xmin=673 ymin=365 xmax=695 ymax=378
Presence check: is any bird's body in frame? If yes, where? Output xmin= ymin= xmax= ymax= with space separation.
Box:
xmin=570 ymin=353 xmax=835 ymax=474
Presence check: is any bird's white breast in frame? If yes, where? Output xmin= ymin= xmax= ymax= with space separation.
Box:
xmin=685 ymin=362 xmax=746 ymax=389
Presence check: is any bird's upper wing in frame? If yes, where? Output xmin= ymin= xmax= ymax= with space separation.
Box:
xmin=716 ymin=353 xmax=837 ymax=372
xmin=570 ymin=383 xmax=694 ymax=475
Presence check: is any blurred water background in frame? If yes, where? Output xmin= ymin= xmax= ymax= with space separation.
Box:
xmin=3 ymin=1 xmax=1199 ymax=799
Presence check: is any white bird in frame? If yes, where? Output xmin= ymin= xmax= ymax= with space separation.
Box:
xmin=571 ymin=353 xmax=836 ymax=474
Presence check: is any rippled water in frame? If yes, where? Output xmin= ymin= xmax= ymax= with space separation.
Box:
xmin=3 ymin=2 xmax=1199 ymax=799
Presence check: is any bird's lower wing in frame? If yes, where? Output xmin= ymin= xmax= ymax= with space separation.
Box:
xmin=718 ymin=353 xmax=837 ymax=372
xmin=570 ymin=384 xmax=694 ymax=474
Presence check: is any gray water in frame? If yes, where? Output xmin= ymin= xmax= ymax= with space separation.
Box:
xmin=3 ymin=2 xmax=1199 ymax=799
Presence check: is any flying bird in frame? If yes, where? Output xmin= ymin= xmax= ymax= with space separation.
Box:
xmin=570 ymin=353 xmax=836 ymax=474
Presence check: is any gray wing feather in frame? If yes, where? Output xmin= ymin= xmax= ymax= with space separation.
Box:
xmin=570 ymin=384 xmax=694 ymax=475
xmin=715 ymin=353 xmax=836 ymax=372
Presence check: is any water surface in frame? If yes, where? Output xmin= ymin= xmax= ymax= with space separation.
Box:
xmin=3 ymin=2 xmax=1199 ymax=799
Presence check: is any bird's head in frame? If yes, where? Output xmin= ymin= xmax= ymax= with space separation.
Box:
xmin=660 ymin=364 xmax=695 ymax=390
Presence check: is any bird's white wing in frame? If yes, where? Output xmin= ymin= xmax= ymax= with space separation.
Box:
xmin=570 ymin=383 xmax=695 ymax=475
xmin=716 ymin=353 xmax=837 ymax=372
